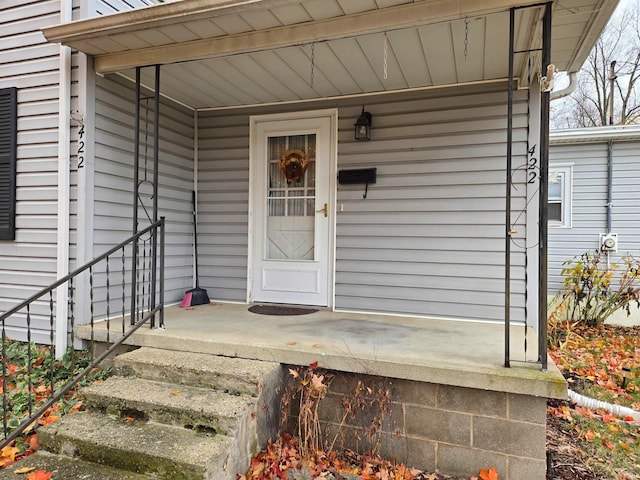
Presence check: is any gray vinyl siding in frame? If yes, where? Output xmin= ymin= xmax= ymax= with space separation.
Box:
xmin=334 ymin=92 xmax=527 ymax=322
xmin=198 ymin=86 xmax=529 ymax=323
xmin=0 ymin=0 xmax=61 ymax=340
xmin=197 ymin=112 xmax=250 ymax=301
xmin=93 ymin=73 xmax=194 ymax=316
xmin=548 ymin=138 xmax=640 ymax=294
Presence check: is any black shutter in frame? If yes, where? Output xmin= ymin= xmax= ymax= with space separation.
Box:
xmin=0 ymin=87 xmax=17 ymax=241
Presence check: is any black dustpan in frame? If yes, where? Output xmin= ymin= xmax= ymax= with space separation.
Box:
xmin=183 ymin=285 xmax=209 ymax=306
xmin=181 ymin=191 xmax=210 ymax=307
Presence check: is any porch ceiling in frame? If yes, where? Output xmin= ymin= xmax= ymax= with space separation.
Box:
xmin=43 ymin=0 xmax=618 ymax=110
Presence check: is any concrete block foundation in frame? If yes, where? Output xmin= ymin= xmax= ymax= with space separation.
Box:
xmin=287 ymin=370 xmax=548 ymax=480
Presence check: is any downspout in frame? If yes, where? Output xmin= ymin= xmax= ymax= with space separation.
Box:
xmin=55 ymin=0 xmax=73 ymax=357
xmin=605 ymin=138 xmax=614 ymax=268
xmin=606 ymin=139 xmax=613 ymax=233
xmin=568 ymin=389 xmax=640 ymax=423
xmin=550 ymin=72 xmax=578 ymax=101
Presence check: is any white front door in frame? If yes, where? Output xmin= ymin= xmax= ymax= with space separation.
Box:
xmin=249 ymin=110 xmax=336 ymax=307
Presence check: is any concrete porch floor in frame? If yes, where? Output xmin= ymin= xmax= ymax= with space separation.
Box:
xmin=78 ymin=302 xmax=567 ymax=400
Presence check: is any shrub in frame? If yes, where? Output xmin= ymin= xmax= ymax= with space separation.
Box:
xmin=280 ymin=363 xmax=394 ymax=460
xmin=547 ymin=294 xmax=580 ymax=349
xmin=555 ymin=251 xmax=640 ymax=327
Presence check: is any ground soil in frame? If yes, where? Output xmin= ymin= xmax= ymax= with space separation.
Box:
xmin=546 ymin=409 xmax=608 ymax=480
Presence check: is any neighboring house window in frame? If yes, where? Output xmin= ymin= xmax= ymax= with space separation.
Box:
xmin=548 ymin=164 xmax=573 ymax=228
xmin=0 ymin=87 xmax=17 ymax=240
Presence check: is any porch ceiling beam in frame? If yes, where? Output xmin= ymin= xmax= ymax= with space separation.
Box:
xmin=44 ymin=0 xmax=545 ymax=73
xmin=44 ymin=0 xmax=298 ymax=42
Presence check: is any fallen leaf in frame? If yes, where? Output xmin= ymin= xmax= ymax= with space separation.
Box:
xmin=169 ymin=391 xmax=181 ymax=396
xmin=603 ymin=440 xmax=617 ymax=450
xmin=38 ymin=415 xmax=60 ymax=426
xmin=479 ymin=466 xmax=499 ymax=480
xmin=1 ymin=446 xmax=19 ymax=463
xmin=125 ymin=417 xmax=135 ymax=423
xmin=13 ymin=466 xmax=36 ymax=474
xmin=27 ymin=470 xmax=52 ymax=480
xmin=308 ymin=361 xmax=318 ymax=369
xmin=583 ymin=429 xmax=596 ymax=442
xmin=29 ymin=435 xmax=40 ymax=452
xmin=575 ymin=405 xmax=596 ymax=418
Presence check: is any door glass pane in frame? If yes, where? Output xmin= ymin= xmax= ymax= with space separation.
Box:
xmin=266 ymin=134 xmax=316 ymax=260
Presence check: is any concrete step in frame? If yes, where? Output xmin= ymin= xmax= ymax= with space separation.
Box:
xmin=82 ymin=376 xmax=255 ymax=435
xmin=0 ymin=451 xmax=153 ymax=480
xmin=113 ymin=347 xmax=278 ymax=396
xmin=32 ymin=350 xmax=285 ymax=479
xmin=38 ymin=411 xmax=237 ymax=480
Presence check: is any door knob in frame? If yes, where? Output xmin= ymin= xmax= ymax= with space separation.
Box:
xmin=317 ymin=203 xmax=328 ymax=218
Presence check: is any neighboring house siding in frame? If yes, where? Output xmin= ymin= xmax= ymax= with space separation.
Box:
xmin=548 ymin=137 xmax=640 ymax=294
xmin=0 ymin=0 xmax=61 ymax=338
xmin=96 ymin=0 xmax=155 ymax=16
xmin=612 ymin=142 xmax=640 ymax=256
xmin=93 ymin=73 xmax=194 ymax=314
xmin=198 ymin=86 xmax=529 ymax=323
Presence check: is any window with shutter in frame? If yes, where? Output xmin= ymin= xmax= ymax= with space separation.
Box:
xmin=0 ymin=87 xmax=17 ymax=240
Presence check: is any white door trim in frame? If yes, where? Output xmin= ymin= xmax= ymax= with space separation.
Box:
xmin=247 ymin=108 xmax=337 ymax=307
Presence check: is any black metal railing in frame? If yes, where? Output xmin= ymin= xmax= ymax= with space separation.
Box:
xmin=0 ymin=218 xmax=165 ymax=449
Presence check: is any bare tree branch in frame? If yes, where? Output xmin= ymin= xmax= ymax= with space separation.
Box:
xmin=551 ymin=0 xmax=640 ymax=128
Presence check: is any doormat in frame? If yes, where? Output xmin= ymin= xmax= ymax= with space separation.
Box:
xmin=248 ymin=305 xmax=318 ymax=316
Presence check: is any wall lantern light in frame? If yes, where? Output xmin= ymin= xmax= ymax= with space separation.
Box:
xmin=354 ymin=106 xmax=372 ymax=141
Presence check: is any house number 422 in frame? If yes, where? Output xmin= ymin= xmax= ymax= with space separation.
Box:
xmin=77 ymin=124 xmax=85 ymax=169
xmin=527 ymin=144 xmax=537 ymax=184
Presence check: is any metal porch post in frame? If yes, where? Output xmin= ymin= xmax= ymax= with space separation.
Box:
xmin=150 ymin=65 xmax=160 ymax=328
xmin=130 ymin=67 xmax=141 ymax=325
xmin=538 ymin=3 xmax=552 ymax=371
xmin=131 ymin=65 xmax=161 ymax=327
xmin=505 ymin=7 xmax=515 ymax=368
